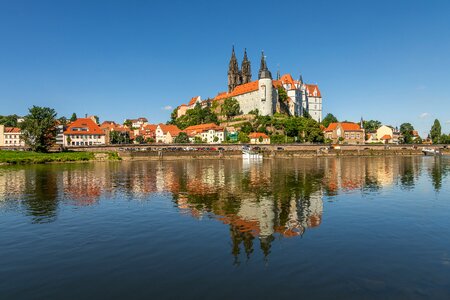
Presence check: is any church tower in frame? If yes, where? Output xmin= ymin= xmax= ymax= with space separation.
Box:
xmin=241 ymin=48 xmax=252 ymax=84
xmin=228 ymin=46 xmax=241 ymax=92
xmin=258 ymin=51 xmax=274 ymax=116
xmin=258 ymin=51 xmax=272 ymax=80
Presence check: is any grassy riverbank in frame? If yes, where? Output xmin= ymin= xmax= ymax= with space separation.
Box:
xmin=0 ymin=150 xmax=97 ymax=164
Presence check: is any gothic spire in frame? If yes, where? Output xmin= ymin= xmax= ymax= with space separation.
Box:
xmin=228 ymin=46 xmax=241 ymax=92
xmin=241 ymin=48 xmax=252 ymax=84
xmin=258 ymin=51 xmax=272 ymax=80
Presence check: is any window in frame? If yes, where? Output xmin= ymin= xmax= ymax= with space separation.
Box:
xmin=356 ymin=133 xmax=360 ymax=139
xmin=345 ymin=133 xmax=349 ymax=139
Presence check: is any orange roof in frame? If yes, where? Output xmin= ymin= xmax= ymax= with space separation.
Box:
xmin=188 ymin=96 xmax=200 ymax=106
xmin=64 ymin=118 xmax=105 ymax=135
xmin=412 ymin=130 xmax=419 ymax=137
xmin=272 ymin=80 xmax=283 ymax=88
xmin=324 ymin=122 xmax=362 ymax=132
xmin=184 ymin=123 xmax=223 ymax=135
xmin=280 ymin=74 xmax=296 ymax=90
xmin=248 ymin=132 xmax=269 ymax=139
xmin=4 ymin=127 xmax=21 ymax=133
xmin=158 ymin=124 xmax=181 ymax=136
xmin=381 ymin=134 xmax=392 ymax=140
xmin=214 ymin=80 xmax=260 ymax=100
xmin=306 ymin=84 xmax=322 ymax=97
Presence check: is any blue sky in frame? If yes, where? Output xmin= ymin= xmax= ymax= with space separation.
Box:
xmin=0 ymin=0 xmax=449 ymax=136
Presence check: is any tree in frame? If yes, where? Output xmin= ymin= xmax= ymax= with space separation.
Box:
xmin=0 ymin=114 xmax=19 ymax=127
xmin=430 ymin=119 xmax=442 ymax=144
xmin=174 ymin=103 xmax=219 ymax=129
xmin=321 ymin=113 xmax=338 ymax=128
xmin=277 ymin=87 xmax=288 ymax=103
xmin=400 ymin=123 xmax=415 ymax=144
xmin=238 ymin=132 xmax=249 ymax=143
xmin=58 ymin=116 xmax=68 ymax=126
xmin=135 ymin=135 xmax=144 ymax=144
xmin=213 ymin=136 xmax=219 ymax=143
xmin=94 ymin=115 xmax=100 ymax=124
xmin=123 ymin=119 xmax=132 ymax=127
xmin=19 ymin=106 xmax=57 ymax=152
xmin=222 ymin=98 xmax=241 ymax=120
xmin=70 ymin=113 xmax=77 ymax=122
xmin=110 ymin=131 xmax=130 ymax=144
xmin=174 ymin=132 xmax=190 ymax=143
xmin=363 ymin=120 xmax=382 ymax=132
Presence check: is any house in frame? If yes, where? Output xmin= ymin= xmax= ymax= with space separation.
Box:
xmin=155 ymin=124 xmax=181 ymax=143
xmin=248 ymin=132 xmax=270 ymax=144
xmin=64 ymin=118 xmax=106 ymax=146
xmin=100 ymin=121 xmax=132 ymax=144
xmin=184 ymin=123 xmax=226 ymax=144
xmin=376 ymin=125 xmax=401 ymax=144
xmin=126 ymin=117 xmax=148 ymax=129
xmin=134 ymin=124 xmax=158 ymax=142
xmin=324 ymin=122 xmax=365 ymax=144
xmin=0 ymin=125 xmax=25 ymax=147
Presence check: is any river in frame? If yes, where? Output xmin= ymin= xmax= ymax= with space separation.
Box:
xmin=1 ymin=156 xmax=450 ymax=299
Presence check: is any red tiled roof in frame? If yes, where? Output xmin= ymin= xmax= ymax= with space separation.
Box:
xmin=306 ymin=84 xmax=321 ymax=97
xmin=188 ymin=96 xmax=200 ymax=106
xmin=280 ymin=74 xmax=296 ymax=90
xmin=248 ymin=132 xmax=269 ymax=139
xmin=5 ymin=127 xmax=21 ymax=133
xmin=214 ymin=81 xmax=260 ymax=100
xmin=381 ymin=134 xmax=392 ymax=140
xmin=324 ymin=122 xmax=362 ymax=132
xmin=184 ymin=123 xmax=223 ymax=135
xmin=64 ymin=118 xmax=105 ymax=135
xmin=272 ymin=80 xmax=283 ymax=88
xmin=158 ymin=124 xmax=181 ymax=136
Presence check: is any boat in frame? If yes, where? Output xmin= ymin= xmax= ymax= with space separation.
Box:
xmin=422 ymin=148 xmax=442 ymax=156
xmin=242 ymin=146 xmax=263 ymax=159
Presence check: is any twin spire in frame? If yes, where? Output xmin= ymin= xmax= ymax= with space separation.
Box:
xmin=228 ymin=46 xmax=252 ymax=92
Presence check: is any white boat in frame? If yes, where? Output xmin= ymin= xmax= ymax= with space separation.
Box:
xmin=242 ymin=146 xmax=263 ymax=159
xmin=422 ymin=148 xmax=442 ymax=156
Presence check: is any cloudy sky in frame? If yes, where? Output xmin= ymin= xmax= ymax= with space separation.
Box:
xmin=0 ymin=0 xmax=449 ymax=136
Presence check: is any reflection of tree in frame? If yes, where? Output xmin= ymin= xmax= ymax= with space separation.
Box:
xmin=429 ymin=158 xmax=450 ymax=192
xmin=23 ymin=166 xmax=59 ymax=223
xmin=399 ymin=157 xmax=416 ymax=190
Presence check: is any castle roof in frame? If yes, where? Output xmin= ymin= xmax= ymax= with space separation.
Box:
xmin=306 ymin=84 xmax=322 ymax=97
xmin=188 ymin=96 xmax=200 ymax=106
xmin=214 ymin=80 xmax=259 ymax=100
xmin=280 ymin=74 xmax=297 ymax=90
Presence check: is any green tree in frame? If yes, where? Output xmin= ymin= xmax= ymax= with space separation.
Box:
xmin=222 ymin=98 xmax=241 ymax=120
xmin=174 ymin=132 xmax=190 ymax=143
xmin=0 ymin=114 xmax=19 ymax=127
xmin=194 ymin=136 xmax=203 ymax=144
xmin=238 ymin=132 xmax=249 ymax=143
xmin=363 ymin=120 xmax=382 ymax=132
xmin=135 ymin=135 xmax=144 ymax=144
xmin=213 ymin=136 xmax=219 ymax=143
xmin=277 ymin=87 xmax=288 ymax=103
xmin=430 ymin=119 xmax=441 ymax=144
xmin=400 ymin=123 xmax=415 ymax=144
xmin=94 ymin=115 xmax=100 ymax=124
xmin=70 ymin=113 xmax=77 ymax=122
xmin=175 ymin=103 xmax=218 ymax=129
xmin=58 ymin=116 xmax=68 ymax=126
xmin=240 ymin=122 xmax=253 ymax=134
xmin=123 ymin=119 xmax=132 ymax=127
xmin=321 ymin=113 xmax=338 ymax=128
xmin=110 ymin=131 xmax=130 ymax=144
xmin=20 ymin=106 xmax=57 ymax=152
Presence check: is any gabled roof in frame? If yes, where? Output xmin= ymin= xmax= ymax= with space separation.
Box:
xmin=214 ymin=80 xmax=259 ymax=100
xmin=324 ymin=122 xmax=363 ymax=132
xmin=280 ymin=74 xmax=296 ymax=90
xmin=306 ymin=84 xmax=322 ymax=97
xmin=188 ymin=96 xmax=200 ymax=106
xmin=184 ymin=123 xmax=223 ymax=135
xmin=248 ymin=132 xmax=269 ymax=139
xmin=381 ymin=134 xmax=392 ymax=140
xmin=64 ymin=118 xmax=105 ymax=135
xmin=157 ymin=124 xmax=181 ymax=136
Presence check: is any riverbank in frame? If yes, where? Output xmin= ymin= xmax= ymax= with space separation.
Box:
xmin=0 ymin=150 xmax=120 ymax=165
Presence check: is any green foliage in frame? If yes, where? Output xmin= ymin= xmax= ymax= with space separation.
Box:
xmin=222 ymin=98 xmax=241 ymax=119
xmin=363 ymin=120 xmax=382 ymax=132
xmin=0 ymin=150 xmax=94 ymax=164
xmin=169 ymin=107 xmax=178 ymax=124
xmin=194 ymin=136 xmax=203 ymax=144
xmin=213 ymin=136 xmax=219 ymax=142
xmin=19 ymin=106 xmax=57 ymax=152
xmin=440 ymin=134 xmax=450 ymax=144
xmin=174 ymin=132 xmax=190 ymax=143
xmin=94 ymin=115 xmax=100 ymax=124
xmin=70 ymin=113 xmax=77 ymax=122
xmin=400 ymin=123 xmax=415 ymax=144
xmin=277 ymin=87 xmax=288 ymax=103
xmin=123 ymin=119 xmax=132 ymax=127
xmin=248 ymin=109 xmax=259 ymax=116
xmin=174 ymin=103 xmax=218 ymax=129
xmin=145 ymin=137 xmax=155 ymax=143
xmin=321 ymin=113 xmax=338 ymax=128
xmin=0 ymin=114 xmax=19 ymax=127
xmin=239 ymin=122 xmax=253 ymax=134
xmin=302 ymin=109 xmax=311 ymax=119
xmin=58 ymin=116 xmax=68 ymax=126
xmin=430 ymin=119 xmax=441 ymax=144
xmin=110 ymin=131 xmax=130 ymax=144
xmin=238 ymin=132 xmax=249 ymax=143
xmin=135 ymin=135 xmax=144 ymax=144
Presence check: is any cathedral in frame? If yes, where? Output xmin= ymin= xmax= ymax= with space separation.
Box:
xmin=177 ymin=47 xmax=323 ymax=122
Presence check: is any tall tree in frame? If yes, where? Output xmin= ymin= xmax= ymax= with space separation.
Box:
xmin=363 ymin=120 xmax=382 ymax=132
xmin=430 ymin=119 xmax=441 ymax=144
xmin=70 ymin=113 xmax=77 ymax=122
xmin=400 ymin=123 xmax=415 ymax=144
xmin=19 ymin=106 xmax=57 ymax=152
xmin=0 ymin=114 xmax=19 ymax=127
xmin=321 ymin=113 xmax=338 ymax=128
xmin=222 ymin=98 xmax=241 ymax=120
xmin=174 ymin=132 xmax=190 ymax=143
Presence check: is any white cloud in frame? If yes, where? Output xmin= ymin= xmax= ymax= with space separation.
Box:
xmin=419 ymin=112 xmax=431 ymax=119
xmin=162 ymin=105 xmax=173 ymax=111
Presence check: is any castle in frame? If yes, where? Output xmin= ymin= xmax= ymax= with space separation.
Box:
xmin=177 ymin=47 xmax=323 ymax=122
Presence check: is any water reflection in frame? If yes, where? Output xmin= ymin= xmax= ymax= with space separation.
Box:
xmin=0 ymin=156 xmax=448 ymax=238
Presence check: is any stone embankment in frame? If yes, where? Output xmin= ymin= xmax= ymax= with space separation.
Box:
xmin=67 ymin=144 xmax=450 ymax=161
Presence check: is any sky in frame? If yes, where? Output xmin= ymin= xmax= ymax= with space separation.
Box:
xmin=0 ymin=0 xmax=449 ymax=136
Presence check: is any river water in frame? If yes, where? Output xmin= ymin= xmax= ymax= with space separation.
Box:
xmin=1 ymin=156 xmax=450 ymax=299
